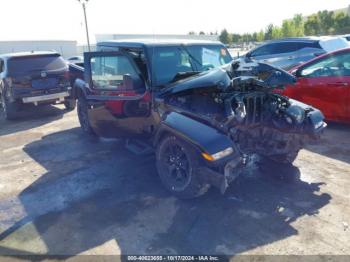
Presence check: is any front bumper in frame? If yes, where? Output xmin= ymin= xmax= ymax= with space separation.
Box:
xmin=22 ymin=91 xmax=69 ymax=104
xmin=200 ymin=154 xmax=246 ymax=194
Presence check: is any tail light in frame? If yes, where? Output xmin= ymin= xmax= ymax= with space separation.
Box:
xmin=60 ymin=71 xmax=70 ymax=86
xmin=63 ymin=71 xmax=70 ymax=80
xmin=6 ymin=77 xmax=31 ymax=87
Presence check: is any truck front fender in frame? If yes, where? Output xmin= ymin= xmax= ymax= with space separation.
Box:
xmin=154 ymin=112 xmax=233 ymax=156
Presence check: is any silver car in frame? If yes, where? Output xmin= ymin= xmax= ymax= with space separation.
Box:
xmin=244 ymin=37 xmax=350 ymax=70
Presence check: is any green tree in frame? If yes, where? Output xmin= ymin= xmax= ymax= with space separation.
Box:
xmin=264 ymin=24 xmax=274 ymax=40
xmin=304 ymin=14 xmax=321 ymax=35
xmin=292 ymin=14 xmax=304 ymax=36
xmin=199 ymin=31 xmax=205 ymax=35
xmin=219 ymin=29 xmax=231 ymax=44
xmin=257 ymin=30 xmax=265 ymax=42
xmin=271 ymin=26 xmax=282 ymax=39
xmin=241 ymin=33 xmax=253 ymax=42
xmin=188 ymin=31 xmax=196 ymax=35
xmin=317 ymin=10 xmax=335 ymax=34
xmin=231 ymin=33 xmax=241 ymax=43
xmin=281 ymin=20 xmax=295 ymax=37
xmin=334 ymin=12 xmax=350 ymax=34
xmin=252 ymin=32 xmax=258 ymax=42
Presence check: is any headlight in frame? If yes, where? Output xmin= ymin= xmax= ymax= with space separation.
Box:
xmin=202 ymin=147 xmax=234 ymax=161
xmin=314 ymin=121 xmax=325 ymax=129
xmin=286 ymin=105 xmax=305 ymax=124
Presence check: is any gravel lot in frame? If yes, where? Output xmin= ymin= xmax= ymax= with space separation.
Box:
xmin=0 ymin=105 xmax=349 ymax=257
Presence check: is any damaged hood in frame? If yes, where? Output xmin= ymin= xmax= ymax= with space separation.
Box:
xmin=160 ymin=67 xmax=231 ymax=95
xmin=159 ymin=61 xmax=296 ymax=96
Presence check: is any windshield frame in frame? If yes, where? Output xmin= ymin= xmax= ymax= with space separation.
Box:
xmin=147 ymin=44 xmax=232 ymax=88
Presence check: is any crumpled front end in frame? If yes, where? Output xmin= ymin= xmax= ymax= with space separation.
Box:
xmin=160 ymin=60 xmax=327 ymax=192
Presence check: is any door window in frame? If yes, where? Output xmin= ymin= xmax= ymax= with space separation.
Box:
xmin=300 ymin=52 xmax=350 ymax=78
xmin=273 ymin=42 xmax=301 ymax=54
xmin=250 ymin=44 xmax=278 ymax=57
xmin=91 ymin=55 xmax=141 ymax=90
xmin=251 ymin=42 xmax=306 ymax=57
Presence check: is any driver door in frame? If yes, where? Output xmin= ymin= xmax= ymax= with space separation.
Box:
xmin=295 ymin=52 xmax=350 ymax=122
xmin=84 ymin=51 xmax=152 ymax=138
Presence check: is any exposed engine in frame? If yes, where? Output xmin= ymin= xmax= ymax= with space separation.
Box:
xmin=164 ymin=61 xmax=326 ymax=164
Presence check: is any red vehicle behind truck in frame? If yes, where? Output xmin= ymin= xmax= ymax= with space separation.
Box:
xmin=283 ymin=48 xmax=350 ymax=124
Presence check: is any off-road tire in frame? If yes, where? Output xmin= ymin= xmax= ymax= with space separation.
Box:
xmin=64 ymin=98 xmax=77 ymax=111
xmin=1 ymin=93 xmax=18 ymax=120
xmin=77 ymin=96 xmax=96 ymax=136
xmin=156 ymin=135 xmax=210 ymax=199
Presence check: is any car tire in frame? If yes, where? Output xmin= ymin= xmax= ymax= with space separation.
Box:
xmin=156 ymin=135 xmax=210 ymax=199
xmin=1 ymin=93 xmax=18 ymax=120
xmin=64 ymin=98 xmax=77 ymax=111
xmin=77 ymin=96 xmax=96 ymax=136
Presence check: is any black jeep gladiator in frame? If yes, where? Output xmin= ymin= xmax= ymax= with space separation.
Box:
xmin=0 ymin=51 xmax=76 ymax=119
xmin=69 ymin=39 xmax=326 ymax=198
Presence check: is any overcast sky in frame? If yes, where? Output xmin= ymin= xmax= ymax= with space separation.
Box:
xmin=0 ymin=0 xmax=349 ymax=44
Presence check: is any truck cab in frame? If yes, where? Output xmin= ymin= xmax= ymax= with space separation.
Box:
xmin=71 ymin=39 xmax=233 ymax=139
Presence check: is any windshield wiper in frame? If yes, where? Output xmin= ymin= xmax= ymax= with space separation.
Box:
xmin=178 ymin=45 xmax=203 ymax=70
xmin=170 ymin=71 xmax=201 ymax=83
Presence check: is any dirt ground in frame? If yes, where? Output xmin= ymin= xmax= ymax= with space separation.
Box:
xmin=0 ymin=105 xmax=349 ymax=258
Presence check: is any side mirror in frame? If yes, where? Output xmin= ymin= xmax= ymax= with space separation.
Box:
xmin=291 ymin=68 xmax=302 ymax=77
xmin=290 ymin=68 xmax=298 ymax=76
xmin=295 ymin=68 xmax=303 ymax=77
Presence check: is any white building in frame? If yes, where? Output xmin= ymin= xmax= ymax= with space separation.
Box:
xmin=0 ymin=40 xmax=78 ymax=58
xmin=95 ymin=34 xmax=219 ymax=43
xmin=0 ymin=35 xmax=220 ymax=58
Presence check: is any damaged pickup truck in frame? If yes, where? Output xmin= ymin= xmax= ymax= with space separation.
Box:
xmin=70 ymin=40 xmax=327 ymax=198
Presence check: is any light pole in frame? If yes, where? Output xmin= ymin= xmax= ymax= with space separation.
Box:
xmin=77 ymin=0 xmax=91 ymax=52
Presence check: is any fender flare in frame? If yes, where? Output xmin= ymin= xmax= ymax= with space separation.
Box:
xmin=154 ymin=112 xmax=233 ymax=156
xmin=72 ymin=78 xmax=88 ymax=99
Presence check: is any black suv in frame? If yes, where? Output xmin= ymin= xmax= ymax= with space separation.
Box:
xmin=0 ymin=51 xmax=76 ymax=120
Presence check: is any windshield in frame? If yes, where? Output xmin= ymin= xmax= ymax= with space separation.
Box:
xmin=151 ymin=45 xmax=232 ymax=86
xmin=7 ymin=55 xmax=67 ymax=75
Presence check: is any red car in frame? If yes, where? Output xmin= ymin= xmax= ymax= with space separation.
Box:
xmin=282 ymin=48 xmax=350 ymax=124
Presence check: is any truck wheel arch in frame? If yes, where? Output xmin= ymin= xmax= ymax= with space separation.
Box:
xmin=153 ymin=112 xmax=234 ymax=157
xmin=73 ymin=78 xmax=88 ymax=99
